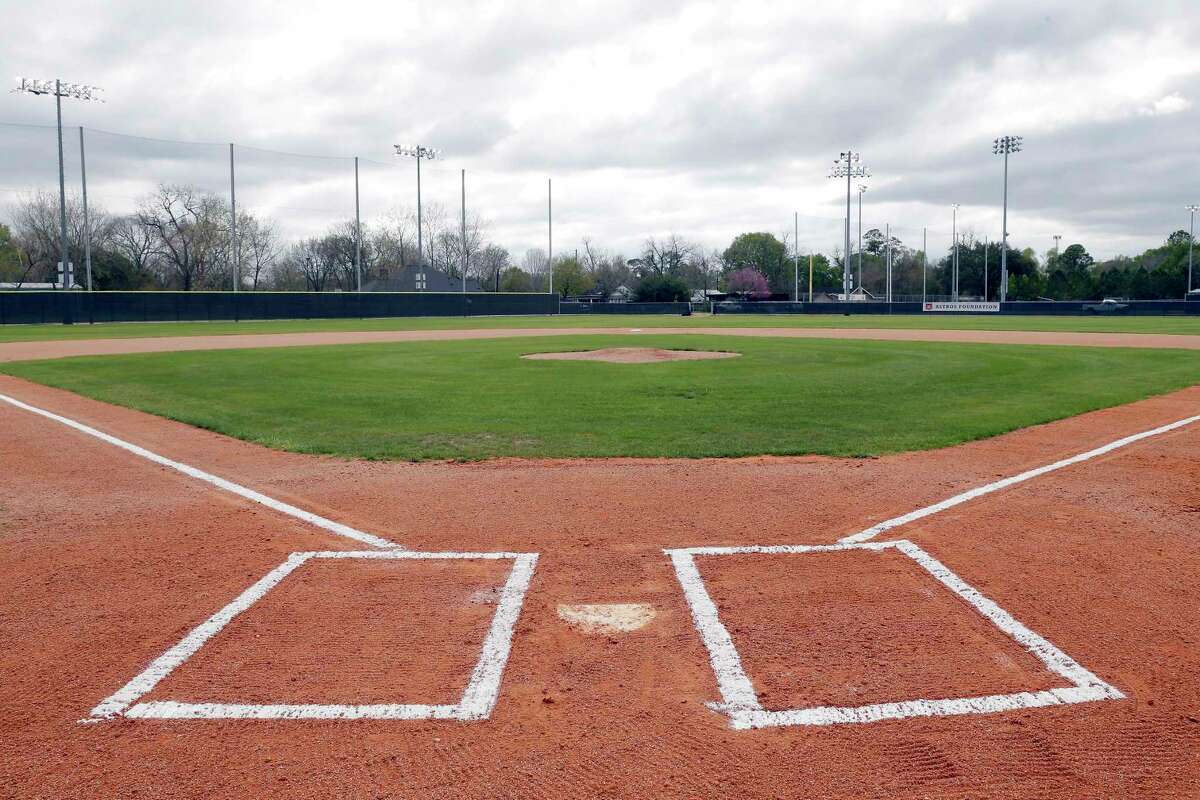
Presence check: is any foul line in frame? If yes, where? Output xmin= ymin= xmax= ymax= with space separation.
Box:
xmin=839 ymin=413 xmax=1200 ymax=544
xmin=0 ymin=392 xmax=400 ymax=549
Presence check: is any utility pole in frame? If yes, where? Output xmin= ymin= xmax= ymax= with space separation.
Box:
xmin=922 ymin=227 xmax=927 ymax=304
xmin=461 ymin=168 xmax=467 ymax=294
xmin=983 ymin=237 xmax=988 ymax=301
xmin=793 ymin=211 xmax=799 ymax=301
xmin=951 ymin=204 xmax=960 ymax=303
xmin=993 ymin=135 xmax=1023 ymax=302
xmin=1187 ymin=206 xmax=1199 ymax=296
xmin=829 ymin=150 xmax=869 ymax=301
xmin=13 ymin=78 xmax=104 ymax=295
xmin=885 ymin=222 xmax=891 ymax=303
xmin=395 ymin=144 xmax=441 ymax=287
xmin=354 ymin=157 xmax=362 ymax=292
xmin=229 ymin=143 xmax=239 ymax=292
xmin=857 ymin=184 xmax=867 ymax=292
xmin=808 ymin=253 xmax=814 ymax=302
xmin=79 ymin=127 xmax=92 ymax=291
xmin=547 ymin=178 xmax=553 ymax=296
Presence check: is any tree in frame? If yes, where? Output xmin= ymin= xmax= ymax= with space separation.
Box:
xmin=9 ymin=190 xmax=107 ymax=283
xmin=137 ymin=184 xmax=228 ymax=290
xmin=551 ymin=256 xmax=594 ymax=297
xmin=477 ymin=244 xmax=510 ymax=291
xmin=633 ymin=274 xmax=689 ymax=302
xmin=722 ymin=232 xmax=789 ymax=292
xmin=521 ymin=248 xmax=548 ymax=291
xmin=726 ymin=267 xmax=770 ymax=299
xmin=0 ymin=223 xmax=26 ymax=283
xmin=499 ymin=266 xmax=533 ymax=293
xmin=630 ymin=235 xmax=693 ymax=278
xmin=241 ymin=216 xmax=280 ymax=291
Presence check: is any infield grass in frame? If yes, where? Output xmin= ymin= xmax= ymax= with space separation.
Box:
xmin=4 ymin=335 xmax=1198 ymax=460
xmin=2 ymin=312 xmax=1200 ymax=343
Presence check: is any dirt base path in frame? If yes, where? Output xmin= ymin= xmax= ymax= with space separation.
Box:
xmin=2 ymin=374 xmax=1198 ymax=798
xmin=3 ymin=325 xmax=1200 ymax=362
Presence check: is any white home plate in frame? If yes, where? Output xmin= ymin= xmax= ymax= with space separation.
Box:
xmin=557 ymin=603 xmax=656 ymax=634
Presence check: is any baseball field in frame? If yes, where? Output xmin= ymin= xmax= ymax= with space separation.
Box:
xmin=2 ymin=313 xmax=1198 ymax=798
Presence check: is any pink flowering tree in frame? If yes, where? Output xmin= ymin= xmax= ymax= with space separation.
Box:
xmin=727 ymin=267 xmax=771 ymax=299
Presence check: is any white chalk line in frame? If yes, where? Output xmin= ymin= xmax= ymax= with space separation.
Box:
xmin=665 ymin=540 xmax=1124 ymax=730
xmin=0 ymin=392 xmax=400 ymax=549
xmin=88 ymin=550 xmax=539 ymax=722
xmin=0 ymin=393 xmax=543 ymax=724
xmin=840 ymin=412 xmax=1200 ymax=544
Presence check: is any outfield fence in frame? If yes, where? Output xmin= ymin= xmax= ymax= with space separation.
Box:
xmin=0 ymin=291 xmax=557 ymax=325
xmin=713 ymin=300 xmax=1200 ymax=316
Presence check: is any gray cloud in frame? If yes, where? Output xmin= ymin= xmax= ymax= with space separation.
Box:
xmin=0 ymin=0 xmax=1197 ymax=259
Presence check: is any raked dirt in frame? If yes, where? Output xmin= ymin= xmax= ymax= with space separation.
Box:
xmin=1 ymin=373 xmax=1198 ymax=798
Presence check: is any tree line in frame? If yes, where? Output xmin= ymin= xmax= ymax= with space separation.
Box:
xmin=1 ymin=184 xmax=1193 ymax=301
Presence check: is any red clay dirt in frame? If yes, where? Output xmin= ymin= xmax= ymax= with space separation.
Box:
xmin=1 ymin=372 xmax=1199 ymax=798
xmin=2 ymin=324 xmax=1200 ymax=363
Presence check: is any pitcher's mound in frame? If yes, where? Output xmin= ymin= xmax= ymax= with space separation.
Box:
xmin=522 ymin=347 xmax=740 ymax=364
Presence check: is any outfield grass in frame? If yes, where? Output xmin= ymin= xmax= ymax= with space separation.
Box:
xmin=1 ymin=312 xmax=1200 ymax=343
xmin=4 ymin=335 xmax=1198 ymax=460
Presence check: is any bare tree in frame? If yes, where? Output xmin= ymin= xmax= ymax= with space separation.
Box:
xmin=632 ymin=234 xmax=694 ymax=278
xmin=521 ymin=247 xmax=548 ymax=291
xmin=372 ymin=207 xmax=418 ymax=274
xmin=109 ymin=215 xmax=156 ymax=278
xmin=240 ymin=215 xmax=280 ymax=291
xmin=476 ymin=244 xmax=510 ymax=291
xmin=8 ymin=190 xmax=108 ymax=282
xmin=137 ymin=184 xmax=228 ymax=290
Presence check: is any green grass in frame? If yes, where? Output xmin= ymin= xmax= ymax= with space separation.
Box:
xmin=2 ymin=312 xmax=1200 ymax=342
xmin=4 ymin=335 xmax=1197 ymax=460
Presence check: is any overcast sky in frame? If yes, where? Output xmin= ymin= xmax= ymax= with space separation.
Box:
xmin=1 ymin=0 xmax=1198 ymax=262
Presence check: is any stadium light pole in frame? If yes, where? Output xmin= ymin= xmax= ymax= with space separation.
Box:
xmin=354 ymin=157 xmax=362 ymax=292
xmin=79 ymin=127 xmax=93 ymax=292
xmin=13 ymin=77 xmax=104 ymax=292
xmin=922 ymin=227 xmax=927 ymax=304
xmin=395 ymin=144 xmax=441 ymax=286
xmin=828 ymin=150 xmax=869 ymax=301
xmin=547 ymin=178 xmax=553 ymax=296
xmin=951 ymin=204 xmax=960 ymax=302
xmin=1186 ymin=205 xmax=1198 ymax=296
xmin=460 ymin=168 xmax=467 ymax=294
xmin=857 ymin=184 xmax=867 ymax=292
xmin=229 ymin=143 xmax=238 ymax=292
xmin=794 ymin=211 xmax=799 ymax=302
xmin=993 ymin=135 xmax=1023 ymax=302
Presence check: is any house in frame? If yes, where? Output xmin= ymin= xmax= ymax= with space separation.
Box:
xmin=609 ymin=285 xmax=633 ymax=303
xmin=361 ymin=264 xmax=482 ymax=293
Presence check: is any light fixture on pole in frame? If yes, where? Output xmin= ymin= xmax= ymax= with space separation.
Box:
xmin=951 ymin=203 xmax=960 ymax=302
xmin=828 ymin=150 xmax=869 ymax=301
xmin=394 ymin=144 xmax=441 ymax=288
xmin=13 ymin=77 xmax=104 ymax=294
xmin=857 ymin=184 xmax=868 ymax=292
xmin=993 ymin=134 xmax=1022 ymax=302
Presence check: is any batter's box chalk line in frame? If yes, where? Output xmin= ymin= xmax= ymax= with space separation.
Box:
xmin=84 ymin=550 xmax=538 ymax=723
xmin=665 ymin=540 xmax=1125 ymax=730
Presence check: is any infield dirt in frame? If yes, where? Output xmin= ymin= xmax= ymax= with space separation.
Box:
xmin=2 ymin=371 xmax=1198 ymax=798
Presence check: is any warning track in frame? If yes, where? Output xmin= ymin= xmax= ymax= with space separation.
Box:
xmin=1 ymin=374 xmax=1198 ymax=798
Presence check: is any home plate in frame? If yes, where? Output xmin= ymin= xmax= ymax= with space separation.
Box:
xmin=557 ymin=603 xmax=656 ymax=634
